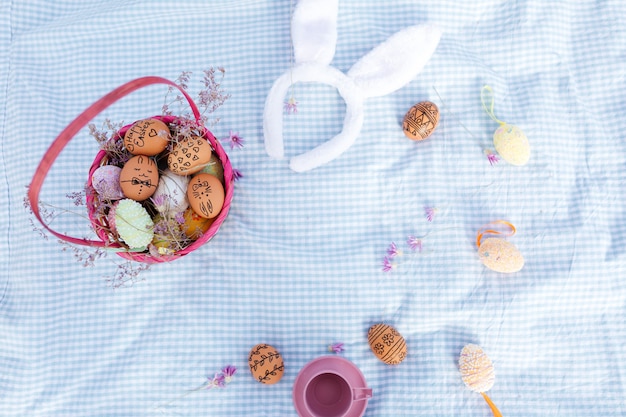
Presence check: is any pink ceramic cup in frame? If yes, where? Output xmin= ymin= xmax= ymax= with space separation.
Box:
xmin=293 ymin=356 xmax=373 ymax=417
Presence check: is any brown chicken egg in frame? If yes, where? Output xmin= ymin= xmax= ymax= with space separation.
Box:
xmin=248 ymin=344 xmax=285 ymax=384
xmin=187 ymin=173 xmax=225 ymax=219
xmin=123 ymin=118 xmax=170 ymax=156
xmin=119 ymin=155 xmax=159 ymax=201
xmin=367 ymin=323 xmax=407 ymax=365
xmin=402 ymin=101 xmax=439 ymax=140
xmin=168 ymin=136 xmax=213 ymax=175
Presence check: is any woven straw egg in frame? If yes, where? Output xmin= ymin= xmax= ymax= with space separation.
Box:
xmin=459 ymin=344 xmax=495 ymax=393
xmin=493 ymin=124 xmax=530 ymax=166
xmin=478 ymin=237 xmax=524 ymax=273
xmin=367 ymin=323 xmax=407 ymax=365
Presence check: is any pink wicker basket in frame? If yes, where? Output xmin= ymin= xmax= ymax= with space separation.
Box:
xmin=28 ymin=76 xmax=234 ymax=264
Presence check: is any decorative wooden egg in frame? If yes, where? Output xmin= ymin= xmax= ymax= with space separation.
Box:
xmin=402 ymin=101 xmax=440 ymax=140
xmin=248 ymin=344 xmax=285 ymax=384
xmin=367 ymin=323 xmax=407 ymax=365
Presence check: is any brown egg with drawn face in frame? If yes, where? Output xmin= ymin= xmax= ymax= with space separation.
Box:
xmin=119 ymin=155 xmax=159 ymax=201
xmin=187 ymin=173 xmax=225 ymax=219
xmin=123 ymin=118 xmax=170 ymax=156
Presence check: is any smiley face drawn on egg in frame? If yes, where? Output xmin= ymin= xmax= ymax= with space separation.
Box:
xmin=186 ymin=173 xmax=225 ymax=219
xmin=119 ymin=155 xmax=159 ymax=201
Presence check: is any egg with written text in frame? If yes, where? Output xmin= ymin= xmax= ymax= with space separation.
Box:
xmin=123 ymin=118 xmax=170 ymax=156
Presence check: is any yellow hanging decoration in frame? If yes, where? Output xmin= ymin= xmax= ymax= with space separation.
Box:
xmin=476 ymin=220 xmax=524 ymax=274
xmin=481 ymin=85 xmax=530 ymax=166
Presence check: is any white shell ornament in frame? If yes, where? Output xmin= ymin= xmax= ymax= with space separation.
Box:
xmin=481 ymin=85 xmax=530 ymax=166
xmin=476 ymin=221 xmax=524 ymax=273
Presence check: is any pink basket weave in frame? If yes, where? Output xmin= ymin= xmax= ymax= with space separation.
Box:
xmin=28 ymin=76 xmax=234 ymax=264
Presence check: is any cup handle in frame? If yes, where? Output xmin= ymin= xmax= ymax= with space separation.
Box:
xmin=352 ymin=387 xmax=373 ymax=401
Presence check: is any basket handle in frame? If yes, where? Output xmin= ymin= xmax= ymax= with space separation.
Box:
xmin=27 ymin=76 xmax=201 ymax=247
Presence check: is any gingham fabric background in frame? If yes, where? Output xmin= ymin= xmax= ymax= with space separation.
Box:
xmin=1 ymin=0 xmax=625 ymax=416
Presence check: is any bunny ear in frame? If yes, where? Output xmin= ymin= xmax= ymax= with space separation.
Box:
xmin=291 ymin=0 xmax=339 ymax=65
xmin=347 ymin=24 xmax=442 ymax=98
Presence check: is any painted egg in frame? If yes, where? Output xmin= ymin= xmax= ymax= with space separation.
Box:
xmin=367 ymin=323 xmax=407 ymax=365
xmin=152 ymin=169 xmax=190 ymax=215
xmin=199 ymin=153 xmax=225 ymax=184
xmin=123 ymin=118 xmax=170 ymax=156
xmin=459 ymin=344 xmax=495 ymax=393
xmin=402 ymin=101 xmax=439 ymax=140
xmin=181 ymin=207 xmax=215 ymax=239
xmin=119 ymin=155 xmax=159 ymax=201
xmin=187 ymin=173 xmax=225 ymax=219
xmin=110 ymin=199 xmax=154 ymax=249
xmin=91 ymin=165 xmax=125 ymax=200
xmin=478 ymin=237 xmax=524 ymax=273
xmin=248 ymin=344 xmax=285 ymax=384
xmin=168 ymin=136 xmax=212 ymax=175
xmin=493 ymin=124 xmax=530 ymax=166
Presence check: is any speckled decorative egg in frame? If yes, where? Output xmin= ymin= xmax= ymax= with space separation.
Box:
xmin=459 ymin=344 xmax=495 ymax=393
xmin=248 ymin=344 xmax=284 ymax=384
xmin=478 ymin=237 xmax=524 ymax=273
xmin=123 ymin=118 xmax=170 ymax=156
xmin=493 ymin=124 xmax=530 ymax=166
xmin=402 ymin=101 xmax=439 ymax=140
xmin=199 ymin=153 xmax=225 ymax=184
xmin=91 ymin=165 xmax=125 ymax=200
xmin=167 ymin=136 xmax=212 ymax=175
xmin=152 ymin=169 xmax=190 ymax=215
xmin=181 ymin=207 xmax=215 ymax=239
xmin=187 ymin=173 xmax=225 ymax=219
xmin=108 ymin=199 xmax=154 ymax=249
xmin=119 ymin=155 xmax=159 ymax=201
xmin=367 ymin=323 xmax=407 ymax=365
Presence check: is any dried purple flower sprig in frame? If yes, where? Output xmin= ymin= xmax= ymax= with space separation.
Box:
xmin=382 ymin=237 xmax=425 ymax=273
xmin=155 ymin=365 xmax=237 ymax=412
xmin=23 ymin=191 xmax=152 ymax=288
xmin=328 ymin=342 xmax=345 ymax=354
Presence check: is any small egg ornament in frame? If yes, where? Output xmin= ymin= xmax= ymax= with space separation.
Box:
xmin=481 ymin=85 xmax=530 ymax=166
xmin=402 ymin=101 xmax=440 ymax=140
xmin=152 ymin=169 xmax=190 ymax=215
xmin=459 ymin=344 xmax=503 ymax=417
xmin=123 ymin=118 xmax=170 ymax=156
xmin=109 ymin=199 xmax=154 ymax=250
xmin=167 ymin=135 xmax=213 ymax=175
xmin=181 ymin=207 xmax=215 ymax=239
xmin=119 ymin=155 xmax=159 ymax=201
xmin=91 ymin=165 xmax=125 ymax=200
xmin=248 ymin=344 xmax=285 ymax=384
xmin=367 ymin=323 xmax=407 ymax=365
xmin=187 ymin=173 xmax=225 ymax=219
xmin=476 ymin=221 xmax=524 ymax=273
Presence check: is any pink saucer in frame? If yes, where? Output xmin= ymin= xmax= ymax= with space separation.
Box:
xmin=293 ymin=356 xmax=372 ymax=417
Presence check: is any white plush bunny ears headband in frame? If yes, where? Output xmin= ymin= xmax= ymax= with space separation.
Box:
xmin=263 ymin=0 xmax=441 ymax=172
